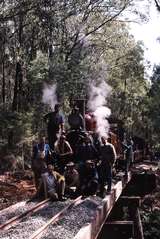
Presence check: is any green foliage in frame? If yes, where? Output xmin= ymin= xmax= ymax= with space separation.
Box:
xmin=0 ymin=0 xmax=151 ymax=149
xmin=28 ymin=52 xmax=49 ymax=84
xmin=0 ymin=109 xmax=33 ymax=148
xmin=145 ymin=65 xmax=160 ymax=147
xmin=142 ymin=210 xmax=160 ymax=239
xmin=25 ymin=51 xmax=49 ymax=108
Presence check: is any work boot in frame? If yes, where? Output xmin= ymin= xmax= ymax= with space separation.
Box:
xmin=59 ymin=195 xmax=67 ymax=201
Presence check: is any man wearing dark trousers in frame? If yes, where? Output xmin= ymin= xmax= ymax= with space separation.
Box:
xmin=98 ymin=136 xmax=117 ymax=196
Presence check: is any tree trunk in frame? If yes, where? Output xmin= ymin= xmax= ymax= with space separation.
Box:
xmin=12 ymin=62 xmax=22 ymax=111
xmin=2 ymin=59 xmax=5 ymax=104
xmin=12 ymin=13 xmax=24 ymax=112
xmin=18 ymin=62 xmax=23 ymax=110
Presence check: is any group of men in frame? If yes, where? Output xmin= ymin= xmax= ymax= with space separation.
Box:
xmin=32 ymin=104 xmax=117 ymax=200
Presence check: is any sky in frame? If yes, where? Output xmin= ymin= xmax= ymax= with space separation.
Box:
xmin=126 ymin=0 xmax=160 ymax=76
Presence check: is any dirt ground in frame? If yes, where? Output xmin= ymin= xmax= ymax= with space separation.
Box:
xmin=0 ymin=170 xmax=36 ymax=210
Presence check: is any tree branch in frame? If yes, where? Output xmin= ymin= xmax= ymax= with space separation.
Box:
xmin=155 ymin=0 xmax=160 ymax=11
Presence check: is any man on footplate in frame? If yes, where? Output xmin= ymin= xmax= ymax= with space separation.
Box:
xmin=98 ymin=136 xmax=117 ymax=196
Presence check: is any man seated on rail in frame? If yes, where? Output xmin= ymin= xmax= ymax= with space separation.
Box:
xmin=64 ymin=162 xmax=80 ymax=198
xmin=98 ymin=136 xmax=117 ymax=196
xmin=54 ymin=134 xmax=73 ymax=174
xmin=41 ymin=164 xmax=66 ymax=201
xmin=80 ymin=160 xmax=99 ymax=196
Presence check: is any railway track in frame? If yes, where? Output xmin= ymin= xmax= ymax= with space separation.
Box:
xmin=0 ymin=171 xmax=136 ymax=239
xmin=29 ymin=196 xmax=84 ymax=239
xmin=0 ymin=196 xmax=89 ymax=239
xmin=0 ymin=199 xmax=50 ymax=225
xmin=0 ymin=172 xmax=134 ymax=239
xmin=39 ymin=196 xmax=102 ymax=239
xmin=0 ymin=200 xmax=28 ymax=224
xmin=0 ymin=198 xmax=50 ymax=230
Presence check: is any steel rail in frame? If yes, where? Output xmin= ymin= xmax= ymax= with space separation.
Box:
xmin=0 ymin=201 xmax=26 ymax=215
xmin=0 ymin=198 xmax=50 ymax=230
xmin=29 ymin=196 xmax=82 ymax=239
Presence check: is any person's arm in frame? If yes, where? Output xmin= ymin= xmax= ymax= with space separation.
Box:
xmin=43 ymin=113 xmax=49 ymax=123
xmin=54 ymin=141 xmax=60 ymax=154
xmin=80 ymin=114 xmax=85 ymax=130
xmin=122 ymin=142 xmax=129 ymax=151
xmin=92 ymin=168 xmax=99 ymax=180
xmin=60 ymin=141 xmax=73 ymax=156
xmin=60 ymin=123 xmax=64 ymax=132
xmin=111 ymin=144 xmax=117 ymax=166
xmin=55 ymin=171 xmax=65 ymax=182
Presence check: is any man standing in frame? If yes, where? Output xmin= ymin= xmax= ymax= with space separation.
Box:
xmin=99 ymin=136 xmax=117 ymax=196
xmin=44 ymin=104 xmax=64 ymax=150
xmin=76 ymin=134 xmax=99 ymax=166
xmin=68 ymin=106 xmax=85 ymax=130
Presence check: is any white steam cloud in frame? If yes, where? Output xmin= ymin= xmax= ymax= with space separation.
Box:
xmin=88 ymin=81 xmax=111 ymax=138
xmin=42 ymin=84 xmax=57 ymax=110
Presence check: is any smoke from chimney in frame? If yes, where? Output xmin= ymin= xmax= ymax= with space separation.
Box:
xmin=42 ymin=84 xmax=57 ymax=110
xmin=88 ymin=80 xmax=111 ymax=138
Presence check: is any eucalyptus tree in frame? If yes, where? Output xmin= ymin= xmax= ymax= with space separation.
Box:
xmin=146 ymin=65 xmax=160 ymax=146
xmin=0 ymin=0 xmax=150 ymax=146
xmin=0 ymin=0 xmax=137 ymax=109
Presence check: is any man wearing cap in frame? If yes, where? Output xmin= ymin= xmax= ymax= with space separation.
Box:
xmin=44 ymin=104 xmax=64 ymax=150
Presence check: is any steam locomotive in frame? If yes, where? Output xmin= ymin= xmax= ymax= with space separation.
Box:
xmin=67 ymin=98 xmax=145 ymax=165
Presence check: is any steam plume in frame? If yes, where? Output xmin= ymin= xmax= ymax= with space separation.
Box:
xmin=42 ymin=84 xmax=57 ymax=110
xmin=88 ymin=80 xmax=111 ymax=138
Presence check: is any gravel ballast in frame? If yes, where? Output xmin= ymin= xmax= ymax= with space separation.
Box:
xmin=0 ymin=200 xmax=71 ymax=239
xmin=0 ymin=197 xmax=102 ymax=239
xmin=41 ymin=196 xmax=102 ymax=239
xmin=0 ymin=200 xmax=37 ymax=224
